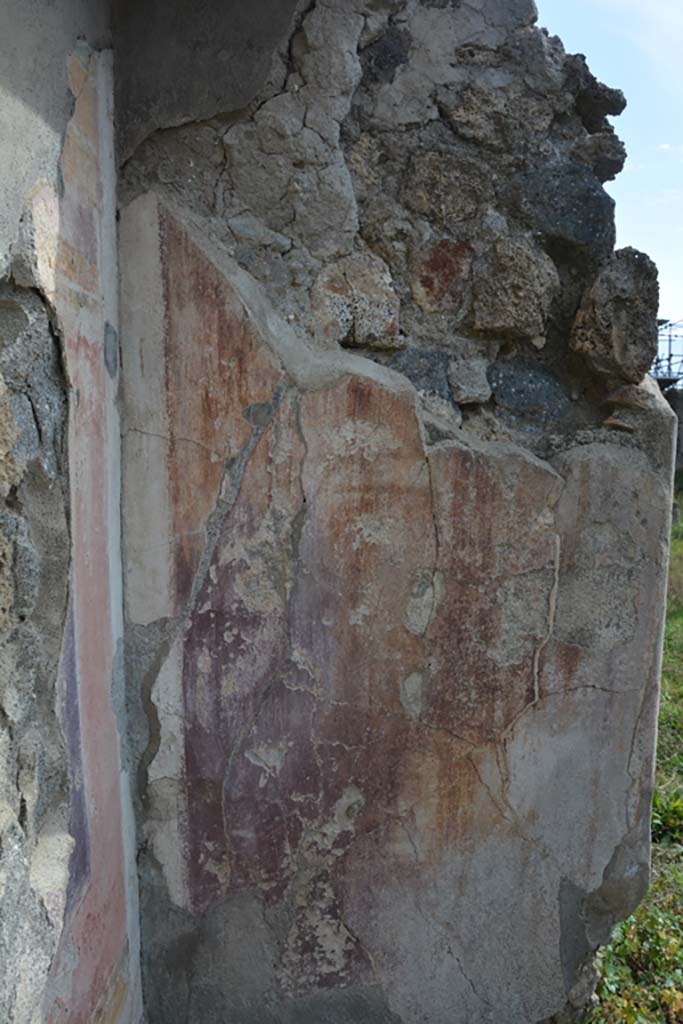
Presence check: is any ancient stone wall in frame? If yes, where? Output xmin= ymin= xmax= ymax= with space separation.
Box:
xmin=117 ymin=2 xmax=675 ymax=1021
xmin=0 ymin=1 xmax=677 ymax=1022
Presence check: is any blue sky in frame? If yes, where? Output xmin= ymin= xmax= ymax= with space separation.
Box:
xmin=535 ymin=0 xmax=682 ymax=322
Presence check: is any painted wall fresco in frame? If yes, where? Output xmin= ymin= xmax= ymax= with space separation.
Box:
xmin=122 ymin=194 xmax=674 ymax=1023
xmin=16 ymin=49 xmax=141 ymax=1024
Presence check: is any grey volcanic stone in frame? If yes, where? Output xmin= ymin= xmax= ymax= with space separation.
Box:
xmin=564 ymin=53 xmax=627 ymax=133
xmin=448 ymin=340 xmax=497 ymax=405
xmin=473 ymin=237 xmax=559 ymax=344
xmin=390 ymin=346 xmax=452 ymax=400
xmin=488 ymin=358 xmax=573 ymax=425
xmin=572 ymin=130 xmax=627 ymax=183
xmin=571 ymin=248 xmax=659 ymax=383
xmin=509 ymin=162 xmax=616 ymax=256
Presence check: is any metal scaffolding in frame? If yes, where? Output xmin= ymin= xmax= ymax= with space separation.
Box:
xmin=652 ymin=319 xmax=683 ymax=390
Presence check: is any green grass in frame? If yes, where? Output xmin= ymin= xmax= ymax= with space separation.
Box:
xmin=585 ymin=518 xmax=683 ymax=1024
xmin=588 ymin=850 xmax=683 ymax=1023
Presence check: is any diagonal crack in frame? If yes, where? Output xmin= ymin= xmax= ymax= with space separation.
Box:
xmin=180 ymin=378 xmax=289 ymax=626
xmin=136 ymin=379 xmax=289 ymax=803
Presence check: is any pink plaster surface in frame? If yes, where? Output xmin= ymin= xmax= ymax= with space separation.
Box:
xmin=33 ymin=52 xmax=133 ymax=1024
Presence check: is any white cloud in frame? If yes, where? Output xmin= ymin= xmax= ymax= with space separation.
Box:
xmin=658 ymin=143 xmax=673 ymax=150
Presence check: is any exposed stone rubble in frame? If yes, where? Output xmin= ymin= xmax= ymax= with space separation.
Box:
xmin=0 ymin=285 xmax=71 ymax=1024
xmin=571 ymin=248 xmax=660 ymax=384
xmin=120 ymin=0 xmax=658 ymax=443
xmin=0 ymin=0 xmax=675 ymax=1022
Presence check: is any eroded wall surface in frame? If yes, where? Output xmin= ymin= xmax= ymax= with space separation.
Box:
xmin=0 ymin=9 xmax=141 ymax=1023
xmin=118 ymin=2 xmax=676 ymax=1022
